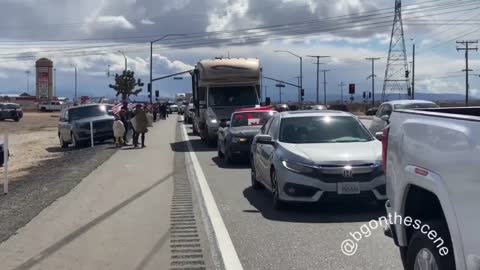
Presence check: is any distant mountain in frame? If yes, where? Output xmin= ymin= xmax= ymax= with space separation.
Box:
xmin=310 ymin=92 xmax=474 ymax=103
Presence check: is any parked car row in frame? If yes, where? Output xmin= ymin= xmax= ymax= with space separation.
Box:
xmin=0 ymin=103 xmax=23 ymax=122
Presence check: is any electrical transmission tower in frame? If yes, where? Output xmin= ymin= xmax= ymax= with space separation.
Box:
xmin=382 ymin=0 xmax=410 ymax=102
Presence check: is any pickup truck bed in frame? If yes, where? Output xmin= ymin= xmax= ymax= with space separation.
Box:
xmin=385 ymin=106 xmax=480 ymax=270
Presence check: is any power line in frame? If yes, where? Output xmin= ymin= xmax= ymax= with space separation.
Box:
xmin=0 ymin=0 xmax=476 ymax=45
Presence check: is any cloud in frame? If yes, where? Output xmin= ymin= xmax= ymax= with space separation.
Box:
xmin=140 ymin=18 xmax=155 ymax=25
xmin=82 ymin=16 xmax=135 ymax=34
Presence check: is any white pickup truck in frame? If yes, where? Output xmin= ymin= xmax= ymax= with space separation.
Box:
xmin=39 ymin=101 xmax=66 ymax=112
xmin=382 ymin=107 xmax=480 ymax=270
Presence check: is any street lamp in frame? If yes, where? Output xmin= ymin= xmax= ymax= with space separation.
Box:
xmin=53 ymin=68 xmax=56 ymax=96
xmin=25 ymin=70 xmax=30 ymax=94
xmin=71 ymin=65 xmax=77 ymax=105
xmin=274 ymin=50 xmax=303 ymax=104
xmin=150 ymin=34 xmax=187 ymax=103
xmin=117 ymin=51 xmax=127 ymax=72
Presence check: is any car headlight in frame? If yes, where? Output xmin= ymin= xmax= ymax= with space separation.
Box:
xmin=232 ymin=137 xmax=248 ymax=143
xmin=210 ymin=119 xmax=218 ymax=124
xmin=282 ymin=160 xmax=316 ymax=174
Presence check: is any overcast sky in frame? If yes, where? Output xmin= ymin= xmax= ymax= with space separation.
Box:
xmin=0 ymin=0 xmax=479 ymax=102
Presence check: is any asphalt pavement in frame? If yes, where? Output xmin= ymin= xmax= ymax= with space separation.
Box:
xmin=178 ymin=117 xmax=403 ymax=270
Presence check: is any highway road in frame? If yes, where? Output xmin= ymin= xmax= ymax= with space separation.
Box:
xmin=179 ymin=117 xmax=404 ymax=270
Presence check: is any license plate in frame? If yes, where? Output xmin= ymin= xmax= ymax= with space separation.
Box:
xmin=338 ymin=182 xmax=360 ymax=194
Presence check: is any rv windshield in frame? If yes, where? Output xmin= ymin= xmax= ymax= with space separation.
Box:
xmin=208 ymin=86 xmax=258 ymax=107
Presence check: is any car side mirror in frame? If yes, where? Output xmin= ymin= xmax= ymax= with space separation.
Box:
xmin=375 ymin=132 xmax=384 ymax=141
xmin=255 ymin=135 xmax=274 ymax=145
xmin=381 ymin=115 xmax=390 ymax=123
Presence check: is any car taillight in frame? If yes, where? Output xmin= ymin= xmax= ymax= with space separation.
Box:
xmin=382 ymin=127 xmax=390 ymax=171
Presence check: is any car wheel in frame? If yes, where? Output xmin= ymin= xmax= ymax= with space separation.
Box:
xmin=217 ymin=142 xmax=224 ymax=158
xmin=224 ymin=147 xmax=233 ymax=164
xmin=71 ymin=133 xmax=80 ymax=148
xmin=271 ymin=169 xmax=286 ymax=210
xmin=251 ymin=163 xmax=262 ymax=190
xmin=59 ymin=135 xmax=68 ymax=148
xmin=14 ymin=117 xmax=19 ymax=122
xmin=406 ymin=220 xmax=454 ymax=270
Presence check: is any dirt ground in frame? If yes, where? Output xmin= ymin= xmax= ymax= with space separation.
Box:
xmin=0 ymin=112 xmax=61 ymax=181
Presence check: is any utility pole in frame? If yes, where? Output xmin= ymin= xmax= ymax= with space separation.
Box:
xmin=307 ymin=55 xmax=330 ymax=104
xmin=264 ymin=85 xmax=268 ymax=101
xmin=25 ymin=70 xmax=30 ymax=94
xmin=366 ymin=57 xmax=380 ymax=106
xmin=457 ymin=40 xmax=478 ymax=106
xmin=321 ymin=70 xmax=330 ymax=105
xmin=275 ymin=50 xmax=303 ymax=104
xmin=338 ymin=82 xmax=346 ymax=103
xmin=150 ymin=34 xmax=186 ymax=104
xmin=411 ymin=42 xmax=415 ymax=99
xmin=53 ymin=68 xmax=56 ymax=96
xmin=71 ymin=65 xmax=78 ymax=105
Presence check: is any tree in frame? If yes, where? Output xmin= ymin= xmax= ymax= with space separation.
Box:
xmin=109 ymin=70 xmax=144 ymax=101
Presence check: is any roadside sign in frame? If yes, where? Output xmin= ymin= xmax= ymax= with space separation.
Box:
xmin=275 ymin=84 xmax=285 ymax=88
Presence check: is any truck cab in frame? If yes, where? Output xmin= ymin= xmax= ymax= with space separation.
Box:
xmin=191 ymin=58 xmax=261 ymax=145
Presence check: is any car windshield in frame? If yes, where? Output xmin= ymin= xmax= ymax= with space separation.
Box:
xmin=208 ymin=86 xmax=258 ymax=107
xmin=69 ymin=105 xmax=109 ymax=121
xmin=394 ymin=103 xmax=439 ymax=110
xmin=279 ymin=116 xmax=373 ymax=144
xmin=3 ymin=104 xmax=19 ymax=109
xmin=231 ymin=111 xmax=275 ymax=127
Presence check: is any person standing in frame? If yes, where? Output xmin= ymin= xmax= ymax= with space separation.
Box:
xmin=132 ymin=104 xmax=148 ymax=148
xmin=159 ymin=103 xmax=167 ymax=120
xmin=153 ymin=103 xmax=158 ymax=122
xmin=119 ymin=108 xmax=129 ymax=145
xmin=112 ymin=115 xmax=126 ymax=147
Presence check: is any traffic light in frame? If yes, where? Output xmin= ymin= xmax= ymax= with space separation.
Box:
xmin=362 ymin=92 xmax=366 ymax=99
xmin=301 ymin=89 xmax=305 ymax=97
xmin=368 ymin=92 xmax=372 ymax=98
xmin=405 ymin=70 xmax=410 ymax=78
xmin=349 ymin=84 xmax=355 ymax=94
xmin=155 ymin=90 xmax=159 ymax=98
xmin=408 ymin=87 xmax=412 ymax=97
xmin=147 ymin=83 xmax=152 ymax=94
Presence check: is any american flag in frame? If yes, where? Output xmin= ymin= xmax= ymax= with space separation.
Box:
xmin=111 ymin=103 xmax=123 ymax=115
xmin=112 ymin=102 xmax=139 ymax=115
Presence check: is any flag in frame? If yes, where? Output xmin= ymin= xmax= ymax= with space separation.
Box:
xmin=111 ymin=103 xmax=123 ymax=115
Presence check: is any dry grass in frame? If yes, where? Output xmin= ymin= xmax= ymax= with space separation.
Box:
xmin=1 ymin=112 xmax=60 ymax=182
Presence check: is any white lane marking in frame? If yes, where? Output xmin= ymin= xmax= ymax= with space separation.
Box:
xmin=181 ymin=125 xmax=244 ymax=270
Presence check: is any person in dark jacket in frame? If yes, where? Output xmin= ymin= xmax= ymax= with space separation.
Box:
xmin=159 ymin=103 xmax=167 ymax=120
xmin=132 ymin=104 xmax=148 ymax=148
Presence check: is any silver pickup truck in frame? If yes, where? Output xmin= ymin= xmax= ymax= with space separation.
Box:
xmin=383 ymin=107 xmax=480 ymax=270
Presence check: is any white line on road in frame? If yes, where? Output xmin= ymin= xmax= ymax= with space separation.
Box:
xmin=181 ymin=125 xmax=244 ymax=270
